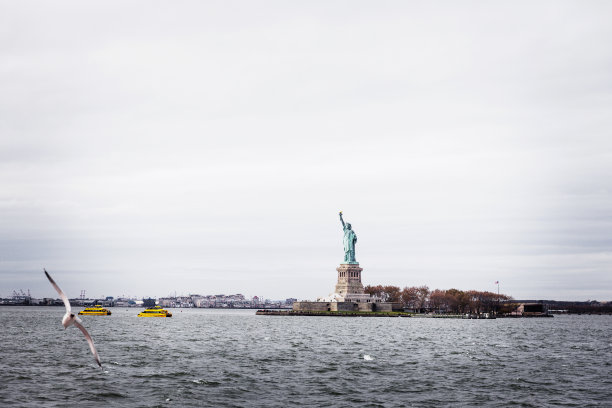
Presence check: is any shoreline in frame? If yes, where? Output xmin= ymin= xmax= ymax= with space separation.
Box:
xmin=256 ymin=310 xmax=488 ymax=318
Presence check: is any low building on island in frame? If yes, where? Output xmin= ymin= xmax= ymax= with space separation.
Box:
xmin=514 ymin=302 xmax=550 ymax=317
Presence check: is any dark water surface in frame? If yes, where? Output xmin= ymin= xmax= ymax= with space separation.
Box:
xmin=1 ymin=307 xmax=610 ymax=407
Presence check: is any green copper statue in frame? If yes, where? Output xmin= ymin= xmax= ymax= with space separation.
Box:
xmin=339 ymin=211 xmax=358 ymax=264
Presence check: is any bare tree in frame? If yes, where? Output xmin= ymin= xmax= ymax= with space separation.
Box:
xmin=416 ymin=286 xmax=430 ymax=311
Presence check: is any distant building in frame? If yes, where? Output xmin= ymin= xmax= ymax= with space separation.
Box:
xmin=143 ymin=298 xmax=156 ymax=308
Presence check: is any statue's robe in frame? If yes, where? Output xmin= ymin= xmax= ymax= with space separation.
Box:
xmin=343 ymin=227 xmax=357 ymax=254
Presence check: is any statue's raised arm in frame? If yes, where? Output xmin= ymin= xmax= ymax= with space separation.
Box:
xmin=339 ymin=211 xmax=346 ymax=229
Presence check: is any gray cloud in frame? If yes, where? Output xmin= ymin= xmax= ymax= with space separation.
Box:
xmin=1 ymin=1 xmax=611 ymax=301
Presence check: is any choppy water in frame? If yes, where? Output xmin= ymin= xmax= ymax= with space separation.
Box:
xmin=1 ymin=307 xmax=610 ymax=407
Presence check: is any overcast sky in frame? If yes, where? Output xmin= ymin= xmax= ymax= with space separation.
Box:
xmin=1 ymin=1 xmax=611 ymax=301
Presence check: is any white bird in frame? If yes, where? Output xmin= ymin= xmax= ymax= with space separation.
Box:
xmin=44 ymin=269 xmax=102 ymax=367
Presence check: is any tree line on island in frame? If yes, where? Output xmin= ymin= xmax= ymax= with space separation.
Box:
xmin=364 ymin=285 xmax=513 ymax=314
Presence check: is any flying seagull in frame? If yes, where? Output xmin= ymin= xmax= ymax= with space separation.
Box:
xmin=44 ymin=268 xmax=102 ymax=368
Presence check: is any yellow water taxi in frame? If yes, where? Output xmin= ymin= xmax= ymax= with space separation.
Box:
xmin=138 ymin=305 xmax=172 ymax=317
xmin=78 ymin=305 xmax=111 ymax=315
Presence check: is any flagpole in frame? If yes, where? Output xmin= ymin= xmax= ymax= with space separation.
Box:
xmin=496 ymin=281 xmax=500 ymax=316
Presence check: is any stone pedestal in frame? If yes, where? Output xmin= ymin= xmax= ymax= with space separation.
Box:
xmin=334 ymin=263 xmax=364 ymax=297
xmin=291 ymin=262 xmax=398 ymax=312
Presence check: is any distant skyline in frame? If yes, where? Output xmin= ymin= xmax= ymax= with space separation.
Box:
xmin=1 ymin=1 xmax=611 ymax=301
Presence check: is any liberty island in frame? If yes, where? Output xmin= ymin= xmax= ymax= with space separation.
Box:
xmin=290 ymin=212 xmax=398 ymax=313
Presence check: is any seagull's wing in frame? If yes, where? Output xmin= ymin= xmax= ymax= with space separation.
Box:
xmin=44 ymin=269 xmax=71 ymax=313
xmin=73 ymin=320 xmax=102 ymax=368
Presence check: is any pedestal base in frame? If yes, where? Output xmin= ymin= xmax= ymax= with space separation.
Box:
xmin=334 ymin=263 xmax=364 ymax=297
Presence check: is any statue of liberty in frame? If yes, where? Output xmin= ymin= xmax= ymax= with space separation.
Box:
xmin=339 ymin=211 xmax=357 ymax=263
